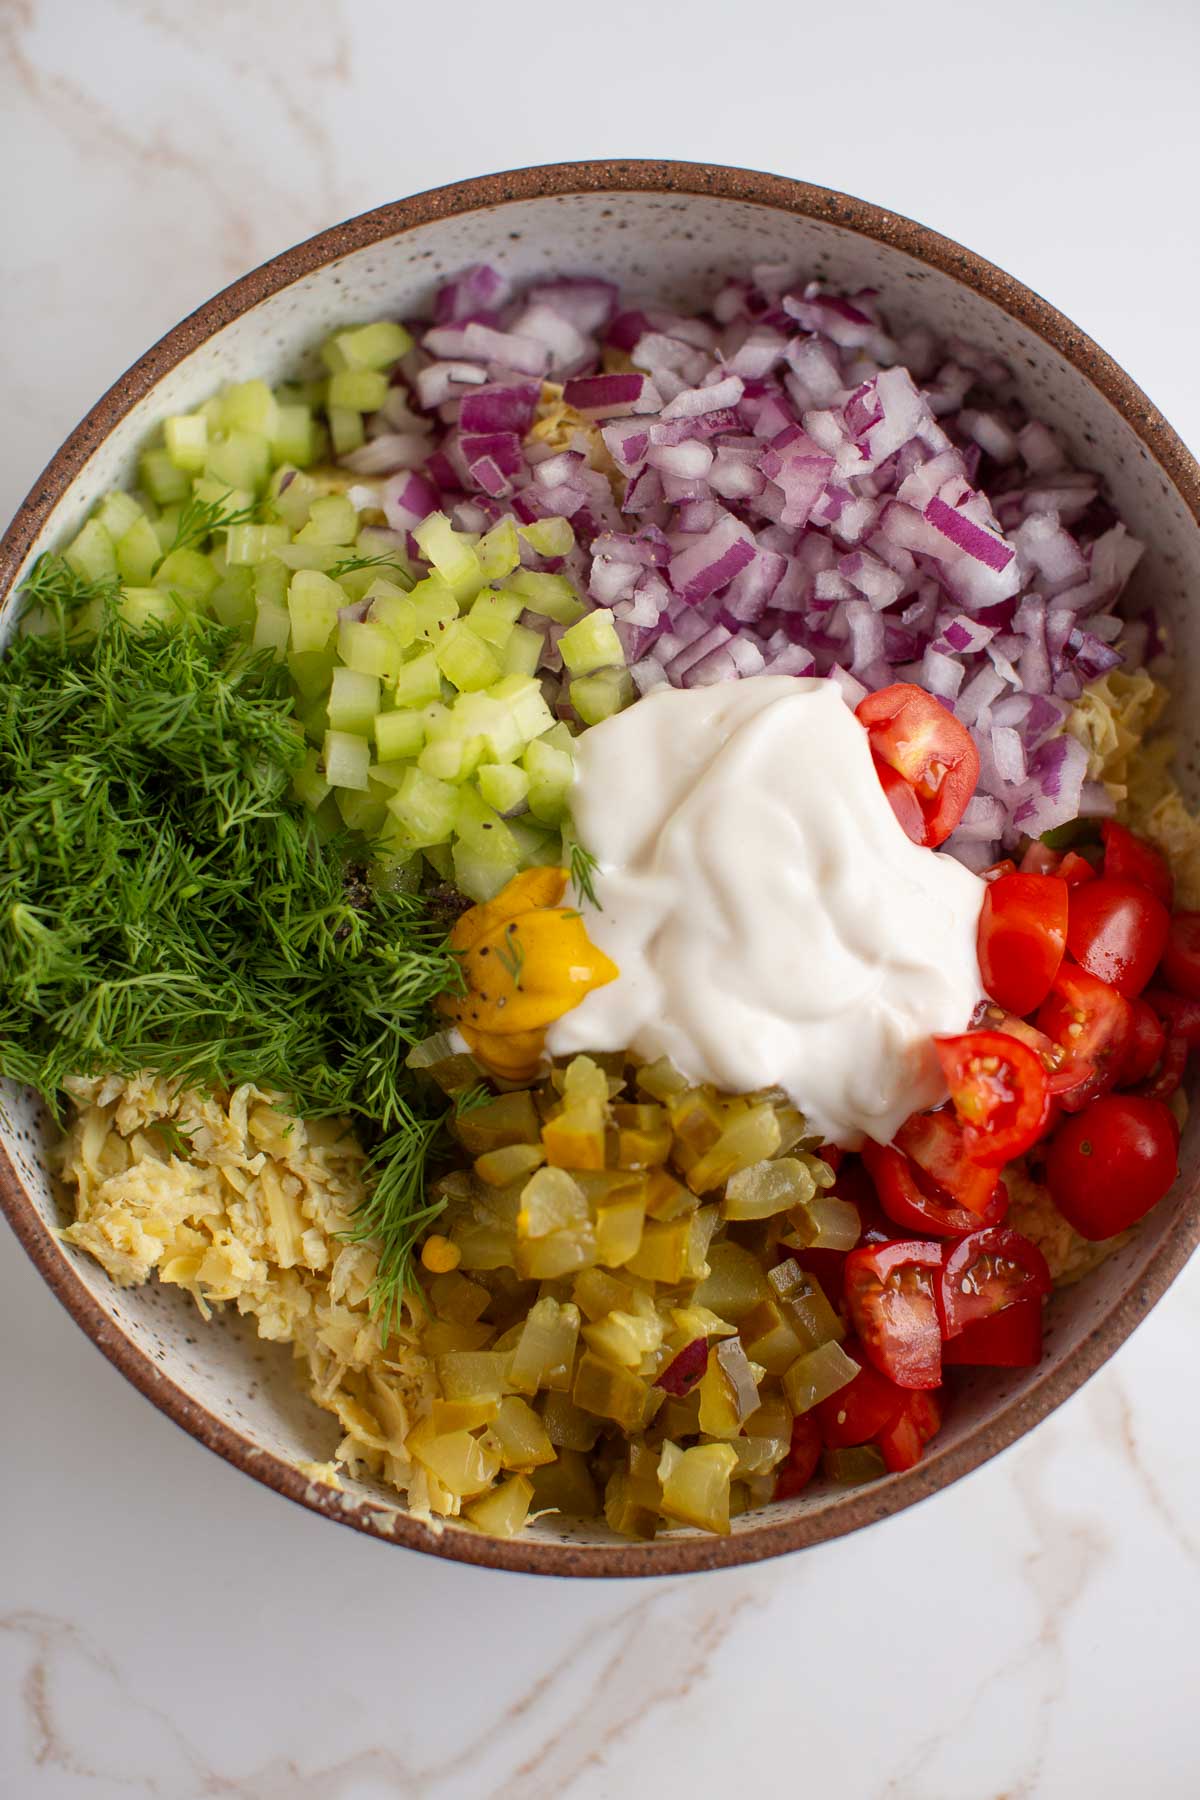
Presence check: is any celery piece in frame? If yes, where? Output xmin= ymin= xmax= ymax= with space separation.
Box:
xmin=386 ymin=768 xmax=458 ymax=847
xmin=327 ymin=666 xmax=380 ymax=735
xmin=413 ymin=512 xmax=483 ymax=602
xmin=291 ymin=746 xmax=331 ymax=813
xmin=502 ymin=622 xmax=544 ymax=678
xmin=297 ymin=492 xmax=358 ymax=546
xmin=119 ymin=587 xmax=185 ymax=631
xmin=782 ymin=1340 xmax=860 ymax=1416
xmin=254 ymin=557 xmax=289 ymax=607
xmin=505 ymin=569 xmax=585 ymax=624
xmin=115 ymin=516 xmax=161 ymax=585
xmin=328 ymin=367 xmax=390 ymax=413
xmin=220 ymin=379 xmax=279 ymax=438
xmin=476 ymin=516 xmax=522 ymax=581
xmin=453 ymin=690 xmax=525 ymax=762
xmin=518 ymin=515 xmax=575 ymax=557
xmin=393 ymin=649 xmax=445 ymax=709
xmin=465 ymin=589 xmax=524 ymax=648
xmin=558 ymin=610 xmax=624 ymax=676
xmin=322 ymin=320 xmax=413 ymax=372
xmin=570 ymin=668 xmax=635 ymax=726
xmin=477 ymin=762 xmax=529 ymax=814
xmin=522 ymin=736 xmax=575 ymax=826
xmin=328 ymin=405 xmax=365 ymax=456
xmin=164 ymin=413 xmax=208 ymax=473
xmin=465 ymin=1474 xmax=535 ymax=1539
xmin=96 ymin=491 xmax=144 ymax=541
xmin=270 ymin=467 xmax=321 ymax=530
xmin=140 ymin=447 xmax=191 ymax=504
xmin=275 ymin=541 xmax=340 ymax=573
xmin=373 ymin=708 xmax=425 ymax=761
xmin=271 ymin=404 xmax=316 ymax=469
xmin=64 ymin=520 xmax=117 ymax=584
xmin=339 ymin=619 xmax=405 ymax=684
xmin=418 ymin=735 xmax=484 ymax=784
xmin=322 ymin=729 xmax=371 ymax=792
xmin=206 ymin=429 xmax=271 ymax=495
xmin=287 ymin=569 xmax=344 ymax=653
xmin=334 ymin=787 xmax=388 ymax=835
xmin=367 ymin=584 xmax=418 ymax=645
xmin=452 ymin=832 xmax=521 ymax=903
xmin=212 ymin=567 xmax=256 ymax=631
xmin=435 ymin=620 xmax=502 ymax=692
xmin=155 ymin=548 xmax=220 ymax=603
xmin=225 ymin=523 xmax=290 ymax=567
xmin=252 ymin=599 xmax=291 ymax=660
xmin=658 ymin=1440 xmax=739 ymax=1535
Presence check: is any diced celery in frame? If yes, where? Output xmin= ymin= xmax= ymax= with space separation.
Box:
xmin=211 ymin=566 xmax=256 ymax=630
xmin=140 ymin=447 xmax=191 ymax=504
xmin=413 ymin=512 xmax=483 ymax=602
xmin=367 ymin=583 xmax=418 ymax=645
xmin=297 ymin=492 xmax=358 ymax=545
xmin=465 ymin=589 xmax=524 ymax=647
xmin=452 ymin=832 xmax=520 ymax=903
xmin=522 ymin=736 xmax=575 ymax=825
xmin=518 ymin=515 xmax=575 ymax=557
xmin=505 ymin=569 xmax=585 ymax=623
xmin=559 ymin=609 xmax=624 ymax=675
xmin=64 ymin=520 xmax=117 ymax=583
xmin=287 ymin=568 xmax=344 ymax=652
xmin=476 ymin=516 xmax=522 ymax=581
xmin=327 ymin=666 xmax=380 ymax=734
xmin=502 ymin=622 xmax=544 ymax=677
xmin=270 ymin=467 xmax=321 ymax=530
xmin=292 ymin=746 xmax=331 ymax=813
xmin=253 ymin=599 xmax=291 ymax=659
xmin=96 ymin=491 xmax=144 ymax=540
xmin=271 ymin=404 xmax=316 ymax=468
xmin=115 ymin=516 xmax=162 ymax=585
xmin=328 ymin=367 xmax=390 ymax=412
xmin=220 ymin=379 xmax=279 ymax=438
xmin=373 ymin=708 xmax=425 ymax=760
xmin=119 ymin=587 xmax=184 ymax=630
xmin=328 ymin=405 xmax=365 ymax=455
xmin=393 ymin=649 xmax=445 ymax=708
xmin=418 ymin=735 xmax=484 ymax=784
xmin=254 ymin=557 xmax=289 ymax=607
xmin=334 ymin=786 xmax=388 ymax=834
xmin=322 ymin=729 xmax=371 ymax=791
xmin=225 ymin=523 xmax=290 ymax=566
xmin=206 ymin=429 xmax=271 ymax=494
xmin=339 ymin=619 xmax=405 ymax=683
xmin=570 ymin=668 xmax=635 ymax=725
xmin=491 ymin=672 xmax=554 ymax=740
xmin=386 ymin=767 xmax=459 ymax=847
xmin=322 ymin=320 xmax=413 ymax=372
xmin=408 ymin=573 xmax=459 ymax=636
xmin=275 ymin=540 xmax=339 ymax=572
xmin=477 ymin=762 xmax=529 ymax=814
xmin=453 ymin=691 xmax=524 ymax=762
xmin=164 ymin=413 xmax=208 ymax=473
xmin=155 ymin=547 xmax=220 ymax=603
xmin=435 ymin=620 xmax=501 ymax=692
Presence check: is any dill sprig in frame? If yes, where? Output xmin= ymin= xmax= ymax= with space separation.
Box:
xmin=169 ymin=488 xmax=258 ymax=555
xmin=345 ymin=1101 xmax=454 ymax=1334
xmin=569 ymin=840 xmax=602 ymax=910
xmin=326 ymin=550 xmax=413 ymax=585
xmin=494 ymin=921 xmax=526 ymax=988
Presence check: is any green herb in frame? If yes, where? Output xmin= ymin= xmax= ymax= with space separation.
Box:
xmin=326 ymin=550 xmax=413 ymax=585
xmin=169 ymin=488 xmax=258 ymax=556
xmin=148 ymin=1118 xmax=196 ymax=1158
xmin=493 ymin=922 xmax=525 ymax=988
xmin=454 ymin=1082 xmax=492 ymax=1116
xmin=343 ymin=1098 xmax=453 ymax=1334
xmin=569 ymin=840 xmax=602 ymax=910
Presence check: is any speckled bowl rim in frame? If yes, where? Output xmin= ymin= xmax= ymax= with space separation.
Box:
xmin=3 ymin=159 xmax=1199 ymax=1578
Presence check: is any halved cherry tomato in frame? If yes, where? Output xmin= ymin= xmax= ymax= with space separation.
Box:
xmin=937 ymin=1227 xmax=1052 ymax=1338
xmin=1066 ymin=878 xmax=1171 ymax=997
xmin=1145 ymin=987 xmax=1200 ymax=1049
xmin=934 ymin=1030 xmax=1051 ymax=1167
xmin=774 ymin=1412 xmax=823 ymax=1499
xmin=871 ymin=752 xmax=927 ymax=842
xmin=1044 ymin=1094 xmax=1180 ymax=1238
xmin=1059 ymin=850 xmax=1098 ymax=888
xmin=861 ymin=1140 xmax=1007 ymax=1238
xmin=894 ymin=1109 xmax=1001 ymax=1217
xmin=877 ymin=1388 xmax=943 ymax=1472
xmin=977 ymin=873 xmax=1068 ymax=1016
xmin=1101 ymin=819 xmax=1173 ymax=907
xmin=1036 ymin=963 xmax=1131 ymax=1108
xmin=1161 ymin=912 xmax=1200 ymax=1001
xmin=813 ymin=1340 xmax=906 ymax=1446
xmin=1019 ymin=841 xmax=1062 ymax=876
xmin=1119 ymin=997 xmax=1167 ymax=1085
xmin=1136 ymin=1034 xmax=1188 ymax=1103
xmin=856 ymin=683 xmax=980 ymax=848
xmin=830 ymin=1156 xmax=892 ymax=1243
xmin=941 ymin=1295 xmax=1043 ymax=1366
xmin=983 ymin=1010 xmax=1094 ymax=1100
xmin=982 ymin=858 xmax=1018 ymax=882
xmin=844 ymin=1240 xmax=944 ymax=1389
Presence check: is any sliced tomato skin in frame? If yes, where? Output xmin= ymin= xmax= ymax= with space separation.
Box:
xmin=861 ymin=1140 xmax=1007 ymax=1238
xmin=872 ymin=752 xmax=927 ymax=844
xmin=844 ymin=1240 xmax=944 ymax=1389
xmin=894 ymin=1110 xmax=1001 ymax=1217
xmin=941 ymin=1296 xmax=1043 ymax=1366
xmin=877 ymin=1387 xmax=944 ymax=1473
xmin=1066 ymin=877 xmax=1171 ymax=998
xmin=1059 ymin=850 xmax=1098 ymax=888
xmin=1145 ymin=987 xmax=1200 ymax=1049
xmin=1119 ymin=998 xmax=1167 ymax=1085
xmin=1101 ymin=820 xmax=1173 ymax=907
xmin=856 ymin=683 xmax=980 ymax=848
xmin=934 ymin=1030 xmax=1051 ymax=1167
xmin=937 ymin=1227 xmax=1052 ymax=1338
xmin=774 ymin=1412 xmax=823 ymax=1499
xmin=813 ymin=1340 xmax=906 ymax=1447
xmin=1136 ymin=1034 xmax=1188 ymax=1103
xmin=1044 ymin=1094 xmax=1180 ymax=1239
xmin=977 ymin=874 xmax=1068 ymax=1016
xmin=1036 ymin=963 xmax=1132 ymax=1109
xmin=1161 ymin=912 xmax=1200 ymax=1001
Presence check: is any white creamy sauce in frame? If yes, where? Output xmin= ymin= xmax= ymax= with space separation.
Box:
xmin=547 ymin=676 xmax=986 ymax=1147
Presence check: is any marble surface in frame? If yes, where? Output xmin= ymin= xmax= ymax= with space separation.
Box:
xmin=3 ymin=2 xmax=1200 ymax=1794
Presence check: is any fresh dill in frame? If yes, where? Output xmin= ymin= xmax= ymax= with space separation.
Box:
xmin=343 ymin=1100 xmax=453 ymax=1335
xmin=326 ymin=550 xmax=413 ymax=585
xmin=569 ymin=840 xmax=602 ymax=910
xmin=169 ymin=488 xmax=258 ymax=556
xmin=454 ymin=1082 xmax=492 ymax=1116
xmin=493 ymin=922 xmax=526 ymax=988
xmin=148 ymin=1118 xmax=196 ymax=1158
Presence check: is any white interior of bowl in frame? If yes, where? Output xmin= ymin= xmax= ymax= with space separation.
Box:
xmin=3 ymin=188 xmax=1198 ymax=1558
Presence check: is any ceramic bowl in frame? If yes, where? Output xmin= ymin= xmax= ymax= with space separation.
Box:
xmin=3 ymin=161 xmax=1199 ymax=1577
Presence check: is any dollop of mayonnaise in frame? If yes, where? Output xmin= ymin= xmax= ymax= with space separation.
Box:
xmin=547 ymin=676 xmax=986 ymax=1147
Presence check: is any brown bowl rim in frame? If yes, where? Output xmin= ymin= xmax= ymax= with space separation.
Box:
xmin=2 ymin=158 xmax=1199 ymax=1578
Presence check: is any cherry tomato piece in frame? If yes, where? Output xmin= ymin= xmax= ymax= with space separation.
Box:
xmin=1036 ymin=964 xmax=1131 ymax=1109
xmin=985 ymin=1010 xmax=1095 ymax=1100
xmin=981 ymin=859 xmax=1018 ymax=882
xmin=1020 ymin=841 xmax=1063 ymax=876
xmin=774 ymin=1412 xmax=823 ymax=1500
xmin=1119 ymin=998 xmax=1167 ymax=1085
xmin=871 ymin=752 xmax=927 ymax=844
xmin=856 ymin=683 xmax=980 ymax=848
xmin=1145 ymin=987 xmax=1200 ymax=1049
xmin=876 ymin=1389 xmax=944 ymax=1474
xmin=861 ymin=1140 xmax=1007 ymax=1238
xmin=1044 ymin=1094 xmax=1180 ymax=1238
xmin=1101 ymin=820 xmax=1173 ymax=907
xmin=941 ymin=1295 xmax=1043 ymax=1366
xmin=1066 ymin=877 xmax=1170 ymax=997
xmin=937 ymin=1227 xmax=1052 ymax=1338
xmin=1059 ymin=850 xmax=1098 ymax=888
xmin=934 ymin=1030 xmax=1051 ymax=1167
xmin=1136 ymin=1034 xmax=1188 ymax=1103
xmin=977 ymin=873 xmax=1068 ymax=1016
xmin=894 ymin=1110 xmax=1002 ymax=1217
xmin=813 ymin=1341 xmax=906 ymax=1447
xmin=1161 ymin=912 xmax=1200 ymax=1001
xmin=844 ymin=1240 xmax=944 ymax=1389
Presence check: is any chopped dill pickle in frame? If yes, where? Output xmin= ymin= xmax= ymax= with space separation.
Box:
xmin=693 ymin=1241 xmax=771 ymax=1323
xmin=516 ymin=1167 xmax=588 ymax=1239
xmin=739 ymin=1298 xmax=805 ymax=1376
xmin=666 ymin=1088 xmax=724 ymax=1168
xmin=541 ymin=1100 xmax=607 ymax=1170
xmin=484 ymin=1396 xmax=556 ymax=1470
xmin=430 ymin=1396 xmax=498 ymax=1433
xmin=823 ymin=1445 xmax=887 ymax=1486
xmin=507 ymin=1297 xmax=580 ymax=1395
xmin=406 ymin=1421 xmax=501 ymax=1498
xmin=658 ymin=1440 xmax=739 ymax=1535
xmin=769 ymin=1260 xmax=846 ymax=1351
xmin=624 ymin=1217 xmax=690 ymax=1285
xmin=464 ymin=1473 xmax=534 ymax=1538
xmin=686 ymin=1103 xmax=782 ymax=1194
xmin=782 ymin=1339 xmax=860 ymax=1416
xmin=435 ymin=1350 xmax=511 ymax=1403
xmin=636 ymin=1056 xmax=691 ymax=1103
xmin=572 ymin=1267 xmax=639 ymax=1322
xmin=454 ymin=1092 xmax=542 ymax=1156
xmin=612 ymin=1103 xmax=672 ymax=1168
xmin=573 ymin=1352 xmax=660 ymax=1432
xmin=538 ymin=1393 xmax=601 ymax=1454
xmin=604 ymin=1470 xmax=659 ymax=1539
xmin=783 ymin=1194 xmax=862 ymax=1253
xmin=531 ymin=1447 xmax=598 ymax=1514
xmin=594 ymin=1195 xmax=645 ymax=1267
xmin=476 ymin=1143 xmax=546 ymax=1188
xmin=723 ymin=1155 xmax=817 ymax=1221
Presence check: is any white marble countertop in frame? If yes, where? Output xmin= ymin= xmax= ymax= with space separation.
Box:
xmin=3 ymin=3 xmax=1200 ymax=1794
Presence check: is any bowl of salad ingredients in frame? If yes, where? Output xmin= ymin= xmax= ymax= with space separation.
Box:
xmin=3 ymin=161 xmax=1199 ymax=1576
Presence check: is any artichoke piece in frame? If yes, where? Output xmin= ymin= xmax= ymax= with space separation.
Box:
xmin=464 ymin=1473 xmax=534 ymax=1538
xmin=517 ymin=1166 xmax=588 ymax=1239
xmin=635 ymin=1056 xmax=690 ymax=1102
xmin=476 ymin=1142 xmax=546 ymax=1187
xmin=782 ymin=1339 xmax=860 ymax=1416
xmin=508 ymin=1296 xmax=580 ymax=1394
xmin=582 ymin=1307 xmax=664 ymax=1370
xmin=454 ymin=1090 xmax=542 ymax=1155
xmin=612 ymin=1103 xmax=672 ymax=1168
xmin=539 ymin=1389 xmax=602 ymax=1451
xmin=594 ymin=1194 xmax=645 ymax=1268
xmin=530 ymin=1447 xmax=598 ymax=1514
xmin=573 ymin=1351 xmax=661 ymax=1432
xmin=643 ymin=1167 xmax=694 ymax=1221
xmin=406 ymin=1421 xmax=501 ymax=1498
xmin=485 ymin=1395 xmax=556 ymax=1470
xmin=783 ymin=1194 xmax=862 ymax=1253
xmin=604 ymin=1470 xmax=659 ymax=1539
xmin=769 ymin=1259 xmax=846 ymax=1351
xmin=693 ymin=1240 xmax=771 ymax=1324
xmin=625 ymin=1217 xmax=690 ymax=1285
xmin=426 ymin=1270 xmax=492 ymax=1324
xmin=436 ymin=1349 xmax=511 ymax=1403
xmin=430 ymin=1396 xmax=499 ymax=1433
xmin=658 ymin=1439 xmax=739 ymax=1535
xmin=421 ymin=1318 xmax=494 ymax=1355
xmin=685 ymin=1103 xmax=782 ymax=1195
xmin=542 ymin=1099 xmax=607 ymax=1170
xmin=823 ymin=1445 xmax=887 ymax=1486
xmin=723 ymin=1155 xmax=817 ymax=1221
xmin=739 ymin=1297 xmax=806 ymax=1376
